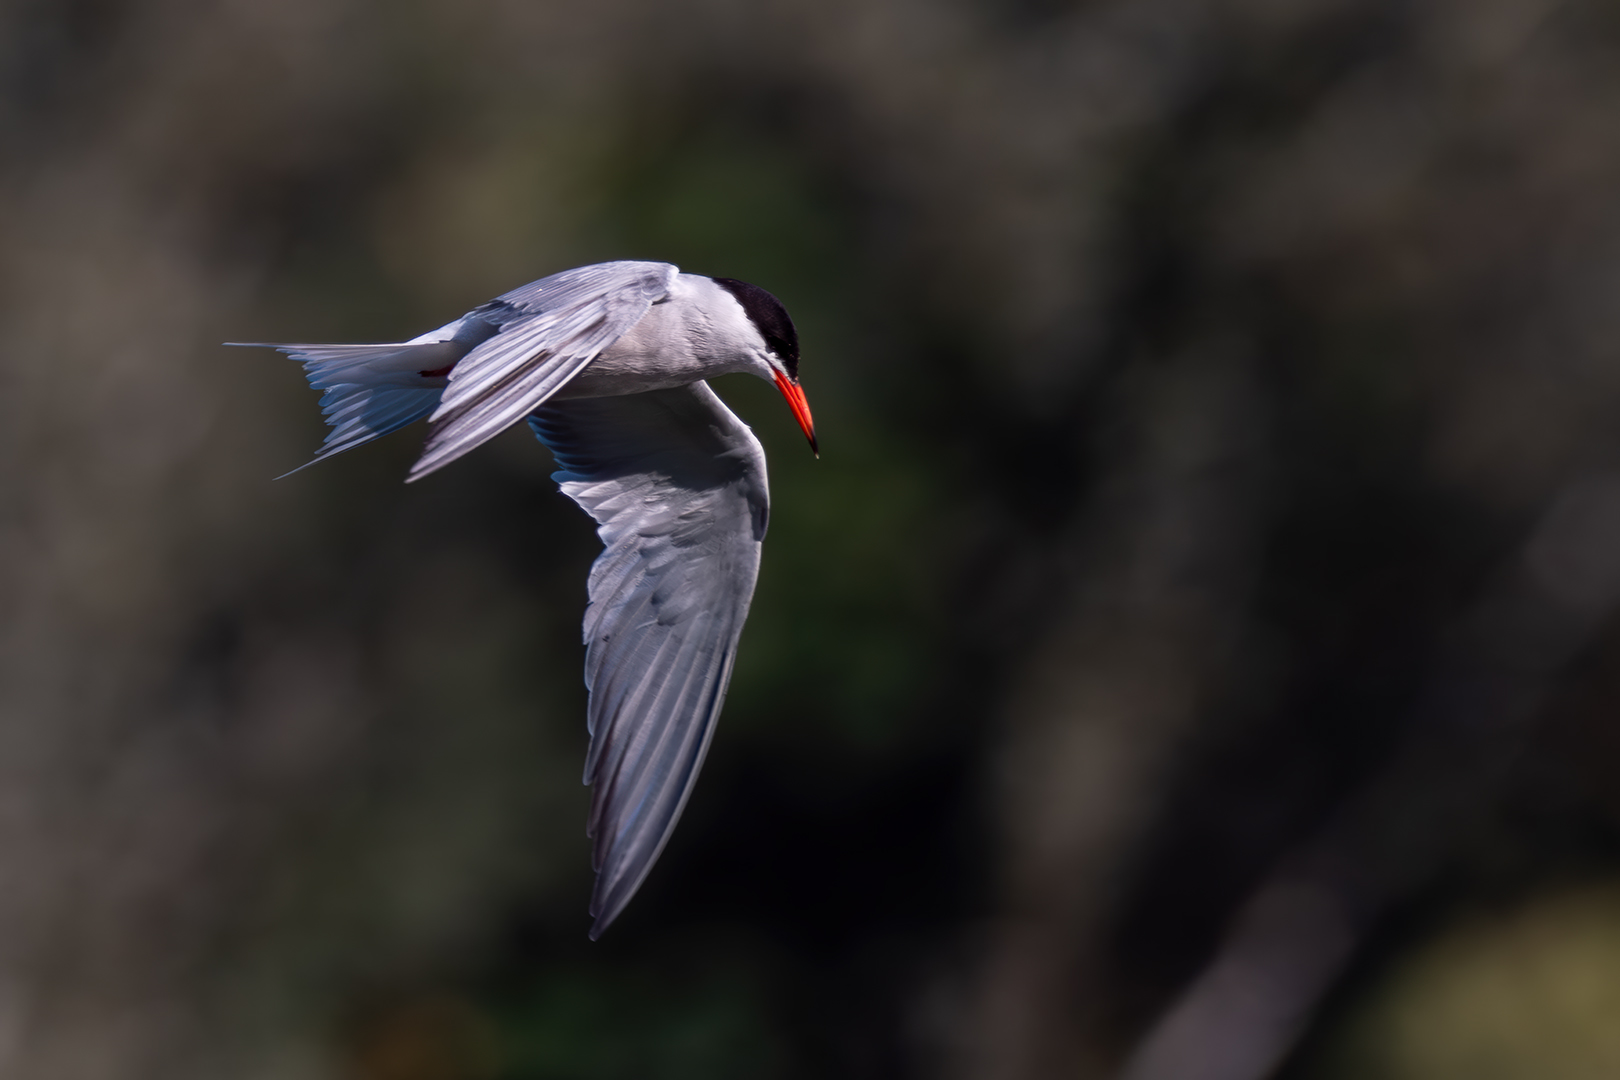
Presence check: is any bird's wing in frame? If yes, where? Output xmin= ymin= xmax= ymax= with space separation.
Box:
xmin=409 ymin=261 xmax=678 ymax=481
xmin=529 ymin=382 xmax=770 ymax=938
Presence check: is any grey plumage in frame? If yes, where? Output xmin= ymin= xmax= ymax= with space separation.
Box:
xmin=236 ymin=259 xmax=814 ymax=937
xmin=411 ymin=261 xmax=678 ymax=481
xmin=532 ymin=384 xmax=767 ymax=936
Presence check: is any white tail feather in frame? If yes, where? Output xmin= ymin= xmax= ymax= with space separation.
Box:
xmin=230 ymin=340 xmax=461 ymax=473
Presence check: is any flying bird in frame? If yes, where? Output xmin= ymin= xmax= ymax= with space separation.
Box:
xmin=233 ymin=261 xmax=816 ymax=937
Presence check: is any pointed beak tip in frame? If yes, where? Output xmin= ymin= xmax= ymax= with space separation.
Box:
xmin=773 ymin=371 xmax=818 ymax=458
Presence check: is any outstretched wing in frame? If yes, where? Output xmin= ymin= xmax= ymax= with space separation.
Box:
xmin=530 ymin=382 xmax=770 ymax=938
xmin=409 ymin=261 xmax=678 ymax=481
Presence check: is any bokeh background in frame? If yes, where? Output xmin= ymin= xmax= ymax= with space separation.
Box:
xmin=5 ymin=0 xmax=1620 ymax=1077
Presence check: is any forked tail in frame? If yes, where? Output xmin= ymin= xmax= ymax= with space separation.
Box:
xmin=229 ymin=340 xmax=462 ymax=475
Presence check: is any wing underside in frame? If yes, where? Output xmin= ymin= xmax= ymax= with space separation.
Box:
xmin=530 ymin=382 xmax=769 ymax=937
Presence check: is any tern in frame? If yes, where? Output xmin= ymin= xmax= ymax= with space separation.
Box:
xmin=233 ymin=261 xmax=816 ymax=936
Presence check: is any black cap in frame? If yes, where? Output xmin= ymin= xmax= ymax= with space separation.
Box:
xmin=712 ymin=277 xmax=799 ymax=380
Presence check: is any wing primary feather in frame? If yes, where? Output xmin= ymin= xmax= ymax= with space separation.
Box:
xmin=593 ymin=614 xmax=723 ymax=835
xmin=589 ymin=644 xmax=736 ymax=935
xmin=582 ymin=617 xmax=683 ymax=801
xmin=585 ymin=633 xmax=705 ymax=861
xmin=586 ymin=621 xmax=713 ymax=846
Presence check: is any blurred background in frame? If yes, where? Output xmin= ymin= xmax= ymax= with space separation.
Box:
xmin=5 ymin=0 xmax=1620 ymax=1077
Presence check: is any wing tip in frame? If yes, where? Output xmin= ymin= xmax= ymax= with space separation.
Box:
xmin=272 ymin=460 xmax=317 ymax=481
xmin=404 ymin=431 xmax=453 ymax=483
xmin=587 ymin=887 xmax=633 ymax=940
xmin=406 ymin=414 xmax=492 ymax=483
xmin=404 ymin=454 xmax=448 ymax=484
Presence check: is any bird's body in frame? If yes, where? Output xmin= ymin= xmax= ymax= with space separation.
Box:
xmin=558 ymin=274 xmax=778 ymax=397
xmin=233 ymin=261 xmax=815 ymax=937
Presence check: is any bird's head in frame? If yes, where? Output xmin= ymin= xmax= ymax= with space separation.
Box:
xmin=712 ymin=277 xmax=818 ymax=457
